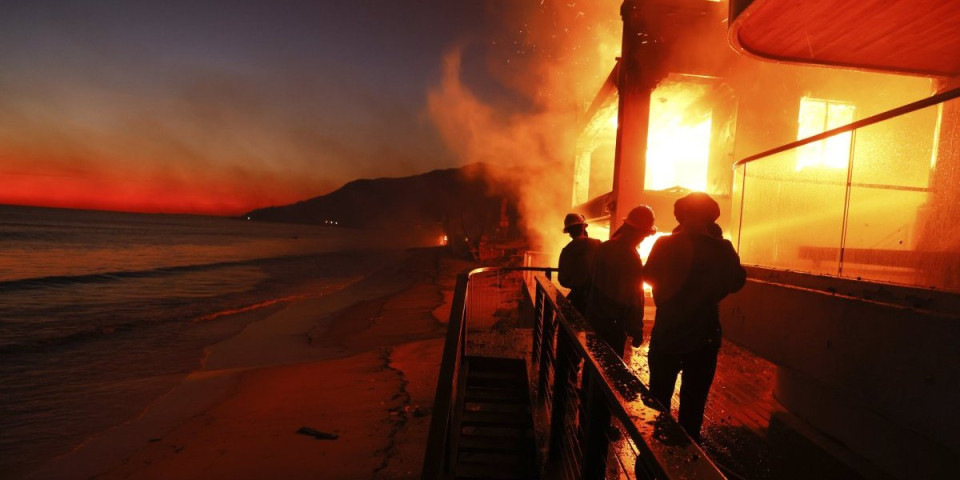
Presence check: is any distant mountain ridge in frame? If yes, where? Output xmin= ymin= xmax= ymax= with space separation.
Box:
xmin=244 ymin=163 xmax=520 ymax=245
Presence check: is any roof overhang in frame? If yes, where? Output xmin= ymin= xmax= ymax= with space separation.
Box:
xmin=729 ymin=0 xmax=960 ymax=77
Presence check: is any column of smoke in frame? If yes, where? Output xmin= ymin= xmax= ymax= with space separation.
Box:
xmin=427 ymin=0 xmax=936 ymax=265
xmin=427 ymin=1 xmax=622 ymax=258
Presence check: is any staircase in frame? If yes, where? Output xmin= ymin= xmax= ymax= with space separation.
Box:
xmin=453 ymin=356 xmax=538 ymax=480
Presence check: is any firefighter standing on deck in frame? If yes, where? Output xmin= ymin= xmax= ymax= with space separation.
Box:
xmin=586 ymin=205 xmax=657 ymax=357
xmin=558 ymin=213 xmax=601 ymax=315
xmin=643 ymin=192 xmax=746 ymax=443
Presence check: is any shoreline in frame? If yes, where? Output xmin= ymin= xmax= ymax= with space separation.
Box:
xmin=25 ymin=246 xmax=464 ymax=480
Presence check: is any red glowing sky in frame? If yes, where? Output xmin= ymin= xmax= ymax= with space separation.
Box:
xmin=0 ymin=1 xmax=621 ymax=216
xmin=0 ymin=1 xmax=478 ymax=215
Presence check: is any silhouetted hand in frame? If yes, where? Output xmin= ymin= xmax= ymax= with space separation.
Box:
xmin=631 ymin=334 xmax=643 ymax=348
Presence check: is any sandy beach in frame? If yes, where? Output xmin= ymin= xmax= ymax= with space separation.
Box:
xmin=27 ymin=247 xmax=468 ymax=480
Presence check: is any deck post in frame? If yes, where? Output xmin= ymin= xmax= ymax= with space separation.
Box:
xmin=545 ymin=332 xmax=573 ymax=476
xmin=580 ymin=366 xmax=612 ymax=479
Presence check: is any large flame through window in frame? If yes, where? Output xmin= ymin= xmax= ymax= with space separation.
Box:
xmin=645 ymin=80 xmax=714 ymax=192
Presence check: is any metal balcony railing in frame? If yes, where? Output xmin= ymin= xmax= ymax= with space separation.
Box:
xmin=422 ymin=266 xmax=551 ymax=480
xmin=732 ymin=87 xmax=960 ymax=292
xmin=423 ymin=267 xmax=724 ymax=479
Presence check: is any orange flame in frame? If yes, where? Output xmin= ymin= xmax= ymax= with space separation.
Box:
xmin=646 ymin=80 xmax=713 ymax=192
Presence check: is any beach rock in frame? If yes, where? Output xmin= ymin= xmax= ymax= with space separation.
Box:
xmin=296 ymin=426 xmax=339 ymax=440
xmin=411 ymin=406 xmax=429 ymax=418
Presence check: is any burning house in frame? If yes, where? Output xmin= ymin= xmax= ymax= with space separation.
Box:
xmin=425 ymin=1 xmax=959 ymax=478
xmin=571 ymin=0 xmax=959 ymax=477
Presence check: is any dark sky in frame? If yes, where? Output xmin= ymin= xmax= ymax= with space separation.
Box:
xmin=0 ymin=0 xmax=621 ymax=214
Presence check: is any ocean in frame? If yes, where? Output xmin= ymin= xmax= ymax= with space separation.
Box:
xmin=0 ymin=205 xmax=396 ymax=478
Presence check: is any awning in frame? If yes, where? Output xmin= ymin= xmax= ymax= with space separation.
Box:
xmin=729 ymin=0 xmax=960 ymax=77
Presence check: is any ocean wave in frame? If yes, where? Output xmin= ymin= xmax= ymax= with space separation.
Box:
xmin=0 ymin=319 xmax=148 ymax=355
xmin=192 ymin=294 xmax=311 ymax=323
xmin=0 ymin=254 xmax=319 ymax=292
xmin=0 ymin=294 xmax=308 ymax=355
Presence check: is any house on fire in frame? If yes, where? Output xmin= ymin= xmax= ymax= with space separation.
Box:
xmin=571 ymin=0 xmax=960 ymax=478
xmin=425 ymin=1 xmax=960 ymax=479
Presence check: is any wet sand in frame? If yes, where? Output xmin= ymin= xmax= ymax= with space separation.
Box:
xmin=27 ymin=247 xmax=469 ymax=480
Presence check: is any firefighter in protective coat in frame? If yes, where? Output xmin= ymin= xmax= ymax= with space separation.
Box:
xmin=586 ymin=205 xmax=657 ymax=357
xmin=643 ymin=192 xmax=746 ymax=443
xmin=558 ymin=213 xmax=601 ymax=315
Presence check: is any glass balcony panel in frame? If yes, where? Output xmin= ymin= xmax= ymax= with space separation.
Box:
xmin=842 ymin=98 xmax=959 ymax=291
xmin=737 ymin=149 xmax=847 ymax=275
xmin=736 ymin=93 xmax=960 ymax=293
xmin=841 ymin=101 xmax=940 ymax=285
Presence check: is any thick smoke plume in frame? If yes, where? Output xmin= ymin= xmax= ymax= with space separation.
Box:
xmin=427 ymin=1 xmax=621 ymax=256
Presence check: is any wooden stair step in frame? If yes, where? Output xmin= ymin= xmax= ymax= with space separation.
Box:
xmin=454 ymin=463 xmax=536 ymax=480
xmin=461 ymin=410 xmax=533 ymax=427
xmin=466 ymin=356 xmax=526 ymax=372
xmin=464 ymin=401 xmax=530 ymax=414
xmin=453 ymin=356 xmax=537 ymax=479
xmin=460 ymin=425 xmax=532 ymax=438
xmin=457 ymin=451 xmax=535 ymax=467
xmin=464 ymin=386 xmax=529 ymax=404
xmin=458 ymin=434 xmax=532 ymax=451
xmin=466 ymin=371 xmax=528 ymax=388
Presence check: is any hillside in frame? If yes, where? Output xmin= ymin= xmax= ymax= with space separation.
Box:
xmin=244 ymin=163 xmax=521 ymax=250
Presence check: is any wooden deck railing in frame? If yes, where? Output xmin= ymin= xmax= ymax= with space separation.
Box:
xmin=423 ymin=267 xmax=726 ymax=479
